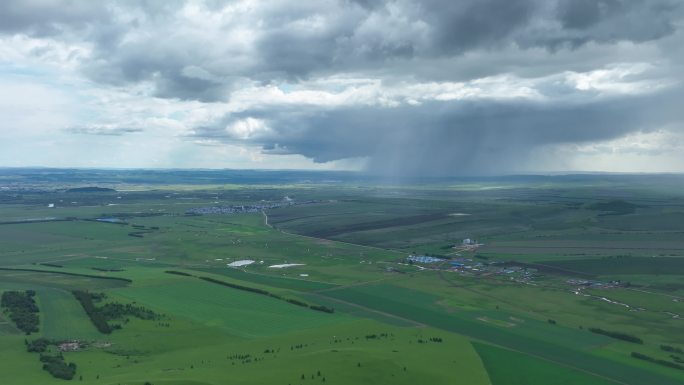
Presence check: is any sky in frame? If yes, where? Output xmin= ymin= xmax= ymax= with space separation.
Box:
xmin=1 ymin=0 xmax=683 ymax=176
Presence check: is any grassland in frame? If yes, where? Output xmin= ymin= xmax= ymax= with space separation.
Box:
xmin=473 ymin=343 xmax=617 ymax=385
xmin=2 ymin=170 xmax=684 ymax=384
xmin=110 ymin=274 xmax=344 ymax=338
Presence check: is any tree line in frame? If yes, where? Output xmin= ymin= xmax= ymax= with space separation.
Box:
xmin=72 ymin=290 xmax=112 ymax=334
xmin=0 ymin=267 xmax=132 ymax=283
xmin=197 ymin=275 xmax=334 ymax=313
xmin=631 ymin=352 xmax=684 ymax=371
xmin=588 ymin=328 xmax=643 ymax=344
xmin=165 ymin=271 xmax=333 ymax=313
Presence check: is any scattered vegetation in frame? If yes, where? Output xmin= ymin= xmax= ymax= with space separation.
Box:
xmin=417 ymin=337 xmax=443 ymax=343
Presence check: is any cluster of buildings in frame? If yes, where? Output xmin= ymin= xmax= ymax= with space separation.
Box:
xmin=58 ymin=341 xmax=82 ymax=352
xmin=404 ymin=253 xmax=539 ymax=283
xmin=187 ymin=204 xmax=281 ymax=215
xmin=407 ymin=255 xmax=444 ymax=264
xmin=448 ymin=258 xmax=486 ymax=271
xmin=186 ymin=198 xmax=316 ymax=215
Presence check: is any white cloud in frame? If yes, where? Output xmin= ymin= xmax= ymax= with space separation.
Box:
xmin=564 ymin=63 xmax=672 ymax=94
xmin=226 ymin=117 xmax=271 ymax=139
xmin=534 ymin=128 xmax=684 ymax=173
xmin=572 ymin=129 xmax=684 ymax=156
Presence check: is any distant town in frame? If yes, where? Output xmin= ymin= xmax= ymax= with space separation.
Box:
xmin=186 ymin=198 xmax=322 ymax=215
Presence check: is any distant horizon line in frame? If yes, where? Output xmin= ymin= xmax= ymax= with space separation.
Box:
xmin=0 ymin=166 xmax=683 ymax=178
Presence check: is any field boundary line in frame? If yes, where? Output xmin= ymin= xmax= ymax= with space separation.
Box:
xmin=313 ymin=276 xmax=396 ymax=293
xmin=309 ymin=292 xmax=426 ymax=328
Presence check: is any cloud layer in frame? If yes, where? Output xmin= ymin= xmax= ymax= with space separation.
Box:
xmin=1 ymin=0 xmax=683 ymax=174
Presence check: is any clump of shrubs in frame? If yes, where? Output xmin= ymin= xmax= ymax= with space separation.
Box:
xmin=1 ymin=290 xmax=40 ymax=334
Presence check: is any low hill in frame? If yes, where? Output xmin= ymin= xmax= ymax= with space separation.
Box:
xmin=66 ymin=187 xmax=115 ymax=193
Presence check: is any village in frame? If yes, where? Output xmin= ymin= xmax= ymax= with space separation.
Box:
xmin=186 ymin=198 xmax=321 ymax=215
xmin=405 ymin=251 xmax=539 ymax=284
xmin=402 ymin=238 xmax=626 ymax=291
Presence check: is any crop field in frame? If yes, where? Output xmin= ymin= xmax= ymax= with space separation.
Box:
xmin=1 ymin=171 xmax=684 ymax=384
xmin=36 ymin=289 xmax=101 ymax=340
xmin=538 ymin=256 xmax=684 ymax=275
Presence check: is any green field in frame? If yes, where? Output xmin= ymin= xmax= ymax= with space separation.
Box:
xmin=111 ymin=276 xmax=345 ymax=338
xmin=2 ymin=171 xmax=684 ymax=384
xmin=37 ymin=289 xmax=101 ymax=340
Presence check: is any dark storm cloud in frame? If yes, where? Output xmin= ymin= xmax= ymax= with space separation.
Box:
xmin=544 ymin=0 xmax=679 ymax=48
xmin=418 ymin=0 xmax=537 ymax=53
xmin=195 ymin=83 xmax=684 ymax=175
xmin=0 ymin=1 xmax=107 ymax=36
xmin=250 ymin=0 xmax=681 ymax=81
